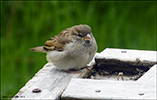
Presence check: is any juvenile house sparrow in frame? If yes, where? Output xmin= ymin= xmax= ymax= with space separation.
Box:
xmin=30 ymin=24 xmax=97 ymax=71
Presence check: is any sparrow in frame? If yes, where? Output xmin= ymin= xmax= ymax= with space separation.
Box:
xmin=30 ymin=24 xmax=97 ymax=71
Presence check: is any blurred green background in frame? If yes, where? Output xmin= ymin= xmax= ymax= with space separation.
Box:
xmin=1 ymin=1 xmax=156 ymax=99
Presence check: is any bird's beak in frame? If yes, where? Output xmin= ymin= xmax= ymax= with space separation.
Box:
xmin=82 ymin=34 xmax=92 ymax=41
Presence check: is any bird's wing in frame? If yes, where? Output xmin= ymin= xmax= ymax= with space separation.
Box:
xmin=44 ymin=35 xmax=72 ymax=51
xmin=30 ymin=28 xmax=72 ymax=52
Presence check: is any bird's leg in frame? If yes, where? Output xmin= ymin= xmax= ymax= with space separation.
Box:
xmin=67 ymin=69 xmax=81 ymax=74
xmin=84 ymin=66 xmax=92 ymax=71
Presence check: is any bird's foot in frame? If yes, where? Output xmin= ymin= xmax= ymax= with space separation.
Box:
xmin=67 ymin=69 xmax=81 ymax=74
xmin=84 ymin=66 xmax=92 ymax=71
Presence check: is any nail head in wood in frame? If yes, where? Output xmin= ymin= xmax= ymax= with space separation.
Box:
xmin=138 ymin=92 xmax=144 ymax=96
xmin=32 ymin=88 xmax=42 ymax=93
xmin=121 ymin=51 xmax=127 ymax=53
xmin=95 ymin=89 xmax=101 ymax=93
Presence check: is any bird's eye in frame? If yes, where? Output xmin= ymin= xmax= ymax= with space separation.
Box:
xmin=77 ymin=33 xmax=83 ymax=37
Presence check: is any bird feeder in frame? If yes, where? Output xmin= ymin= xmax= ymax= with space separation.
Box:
xmin=12 ymin=48 xmax=157 ymax=100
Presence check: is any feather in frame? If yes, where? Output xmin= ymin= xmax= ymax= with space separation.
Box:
xmin=29 ymin=46 xmax=47 ymax=53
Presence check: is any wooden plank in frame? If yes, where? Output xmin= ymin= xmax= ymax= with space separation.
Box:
xmin=62 ymin=65 xmax=156 ymax=100
xmin=94 ymin=48 xmax=157 ymax=80
xmin=12 ymin=63 xmax=81 ymax=100
xmin=97 ymin=48 xmax=157 ymax=62
xmin=95 ymin=48 xmax=156 ymax=70
xmin=11 ymin=52 xmax=99 ymax=100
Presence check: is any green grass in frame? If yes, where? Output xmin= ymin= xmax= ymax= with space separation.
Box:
xmin=1 ymin=1 xmax=156 ymax=99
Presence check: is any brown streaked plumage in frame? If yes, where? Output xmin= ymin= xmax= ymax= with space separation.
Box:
xmin=44 ymin=36 xmax=72 ymax=51
xmin=30 ymin=24 xmax=91 ymax=52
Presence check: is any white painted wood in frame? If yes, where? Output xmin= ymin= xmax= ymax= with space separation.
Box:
xmin=96 ymin=48 xmax=157 ymax=62
xmin=12 ymin=63 xmax=81 ymax=100
xmin=94 ymin=48 xmax=157 ymax=81
xmin=12 ymin=48 xmax=157 ymax=100
xmin=137 ymin=64 xmax=156 ymax=83
xmin=62 ymin=65 xmax=156 ymax=99
xmin=12 ymin=52 xmax=99 ymax=100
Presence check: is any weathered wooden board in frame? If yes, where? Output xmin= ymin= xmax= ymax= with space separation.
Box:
xmin=11 ymin=52 xmax=100 ymax=100
xmin=95 ymin=48 xmax=157 ymax=72
xmin=12 ymin=63 xmax=81 ymax=100
xmin=61 ymin=65 xmax=156 ymax=100
xmin=93 ymin=48 xmax=157 ymax=81
xmin=97 ymin=48 xmax=157 ymax=62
